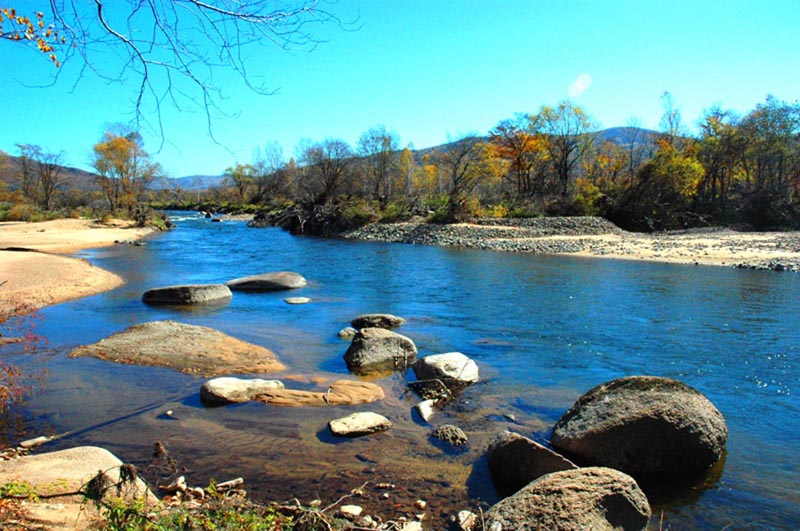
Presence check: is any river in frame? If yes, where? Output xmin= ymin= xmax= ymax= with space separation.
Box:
xmin=4 ymin=212 xmax=799 ymax=530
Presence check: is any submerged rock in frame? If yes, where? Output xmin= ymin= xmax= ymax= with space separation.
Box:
xmin=351 ymin=313 xmax=407 ymax=329
xmin=482 ymin=467 xmax=651 ymax=531
xmin=343 ymin=327 xmax=417 ymax=374
xmin=226 ymin=271 xmax=307 ymax=291
xmin=338 ymin=326 xmax=358 ymax=340
xmin=487 ymin=430 xmax=577 ymax=495
xmin=284 ymin=297 xmax=311 ymax=304
xmin=432 ymin=424 xmax=468 ymax=446
xmin=200 ymin=377 xmax=285 ymax=404
xmin=68 ymin=320 xmax=285 ymax=376
xmin=254 ymin=380 xmax=385 ymax=407
xmin=329 ymin=412 xmax=392 ymax=437
xmin=551 ymin=375 xmax=728 ymax=477
xmin=142 ymin=284 xmax=232 ymax=305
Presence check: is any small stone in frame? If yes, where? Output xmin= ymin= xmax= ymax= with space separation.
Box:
xmin=456 ymin=510 xmax=477 ymax=531
xmin=329 ymin=412 xmax=392 ymax=437
xmin=340 ymin=504 xmax=363 ymax=518
xmin=309 ymin=499 xmax=322 ymax=507
xmin=159 ymin=476 xmax=187 ymax=493
xmin=400 ymin=522 xmax=423 ymax=531
xmin=338 ymin=327 xmax=358 ymax=339
xmin=414 ymin=499 xmax=427 ymax=510
xmin=415 ymin=399 xmax=436 ymax=422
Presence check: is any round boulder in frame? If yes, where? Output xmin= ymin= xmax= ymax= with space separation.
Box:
xmin=142 ymin=284 xmax=232 ymax=305
xmin=351 ymin=313 xmax=406 ymax=330
xmin=551 ymin=376 xmax=728 ymax=477
xmin=226 ymin=271 xmax=307 ymax=291
xmin=200 ymin=377 xmax=285 ymax=404
xmin=329 ymin=412 xmax=392 ymax=437
xmin=343 ymin=327 xmax=417 ymax=374
xmin=412 ymin=352 xmax=479 ymax=389
xmin=484 ymin=467 xmax=651 ymax=531
xmin=487 ymin=430 xmax=577 ymax=495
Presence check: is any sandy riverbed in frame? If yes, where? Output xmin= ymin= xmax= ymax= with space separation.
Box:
xmin=0 ymin=218 xmax=153 ymax=316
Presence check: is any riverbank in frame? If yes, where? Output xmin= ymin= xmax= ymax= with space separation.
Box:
xmin=343 ymin=217 xmax=800 ymax=271
xmin=0 ymin=219 xmax=154 ymax=316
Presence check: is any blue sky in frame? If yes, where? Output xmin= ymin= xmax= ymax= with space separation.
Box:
xmin=2 ymin=1 xmax=798 ymax=178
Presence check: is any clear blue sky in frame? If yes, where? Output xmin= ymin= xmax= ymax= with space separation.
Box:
xmin=2 ymin=0 xmax=798 ymax=178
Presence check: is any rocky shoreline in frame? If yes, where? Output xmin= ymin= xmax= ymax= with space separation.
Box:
xmin=342 ymin=217 xmax=800 ymax=272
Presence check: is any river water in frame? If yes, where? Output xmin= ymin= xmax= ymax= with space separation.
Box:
xmin=4 ymin=212 xmax=799 ymax=530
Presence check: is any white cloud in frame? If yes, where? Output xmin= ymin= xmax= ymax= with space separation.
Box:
xmin=568 ymin=73 xmax=593 ymax=98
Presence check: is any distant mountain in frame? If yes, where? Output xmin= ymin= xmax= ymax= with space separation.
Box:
xmin=150 ymin=174 xmax=225 ymax=191
xmin=0 ymin=152 xmax=98 ymax=192
xmin=596 ymin=126 xmax=660 ymax=145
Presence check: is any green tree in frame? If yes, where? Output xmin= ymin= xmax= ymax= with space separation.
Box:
xmin=224 ymin=163 xmax=255 ymax=203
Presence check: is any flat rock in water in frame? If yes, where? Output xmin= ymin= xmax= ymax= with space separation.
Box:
xmin=142 ymin=284 xmax=232 ymax=305
xmin=284 ymin=297 xmax=311 ymax=304
xmin=330 ymin=411 xmax=392 ymax=436
xmin=483 ymin=467 xmax=651 ymax=531
xmin=415 ymin=399 xmax=436 ymax=422
xmin=255 ymin=380 xmax=385 ymax=407
xmin=351 ymin=313 xmax=407 ymax=329
xmin=338 ymin=326 xmax=358 ymax=339
xmin=68 ymin=320 xmax=285 ymax=377
xmin=201 ymin=377 xmax=285 ymax=404
xmin=412 ymin=352 xmax=479 ymax=389
xmin=343 ymin=327 xmax=417 ymax=374
xmin=487 ymin=430 xmax=577 ymax=495
xmin=226 ymin=271 xmax=307 ymax=291
xmin=551 ymin=376 xmax=728 ymax=477
xmin=0 ymin=446 xmax=156 ymax=504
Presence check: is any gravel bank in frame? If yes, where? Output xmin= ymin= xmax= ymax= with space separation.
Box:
xmin=343 ymin=217 xmax=800 ymax=272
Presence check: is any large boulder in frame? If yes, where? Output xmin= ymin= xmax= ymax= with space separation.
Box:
xmin=551 ymin=376 xmax=728 ymax=477
xmin=351 ymin=313 xmax=406 ymax=330
xmin=329 ymin=412 xmax=392 ymax=437
xmin=226 ymin=271 xmax=307 ymax=291
xmin=487 ymin=430 xmax=577 ymax=495
xmin=412 ymin=352 xmax=479 ymax=390
xmin=142 ymin=284 xmax=232 ymax=305
xmin=200 ymin=377 xmax=285 ymax=404
xmin=343 ymin=327 xmax=417 ymax=374
xmin=0 ymin=446 xmax=156 ymax=504
xmin=69 ymin=320 xmax=285 ymax=376
xmin=482 ymin=467 xmax=651 ymax=531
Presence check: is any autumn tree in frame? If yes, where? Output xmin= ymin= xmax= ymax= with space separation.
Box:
xmin=696 ymin=106 xmax=743 ymax=217
xmin=92 ymin=130 xmax=161 ymax=213
xmin=224 ymin=163 xmax=255 ymax=203
xmin=298 ymin=139 xmax=354 ymax=204
xmin=490 ymin=114 xmax=549 ymax=197
xmin=433 ymin=136 xmax=500 ymax=221
xmin=529 ymin=101 xmax=599 ymax=196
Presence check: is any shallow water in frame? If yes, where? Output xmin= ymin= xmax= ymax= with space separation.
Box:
xmin=4 ymin=212 xmax=799 ymax=530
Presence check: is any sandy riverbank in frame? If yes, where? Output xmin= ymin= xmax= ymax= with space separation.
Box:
xmin=344 ymin=217 xmax=800 ymax=271
xmin=0 ymin=219 xmax=154 ymax=316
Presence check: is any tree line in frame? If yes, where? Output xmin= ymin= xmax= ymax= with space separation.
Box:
xmin=2 ymin=93 xmax=799 ymax=232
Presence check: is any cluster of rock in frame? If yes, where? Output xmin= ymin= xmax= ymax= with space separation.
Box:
xmin=336 ymin=313 xmax=480 ymax=448
xmin=342 ymin=216 xmax=621 ymax=253
xmin=733 ymin=260 xmax=800 ymax=272
xmin=141 ymin=271 xmax=309 ymax=306
xmin=468 ymin=375 xmax=728 ymax=531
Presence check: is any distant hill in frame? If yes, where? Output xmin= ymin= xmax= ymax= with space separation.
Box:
xmin=596 ymin=126 xmax=660 ymax=145
xmin=0 ymin=152 xmax=98 ymax=192
xmin=150 ymin=174 xmax=225 ymax=191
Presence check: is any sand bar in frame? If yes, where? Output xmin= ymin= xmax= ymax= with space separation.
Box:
xmin=1 ymin=219 xmax=153 ymax=316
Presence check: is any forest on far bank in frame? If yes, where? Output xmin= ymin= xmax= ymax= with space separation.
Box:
xmin=2 ymin=93 xmax=799 ymax=234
